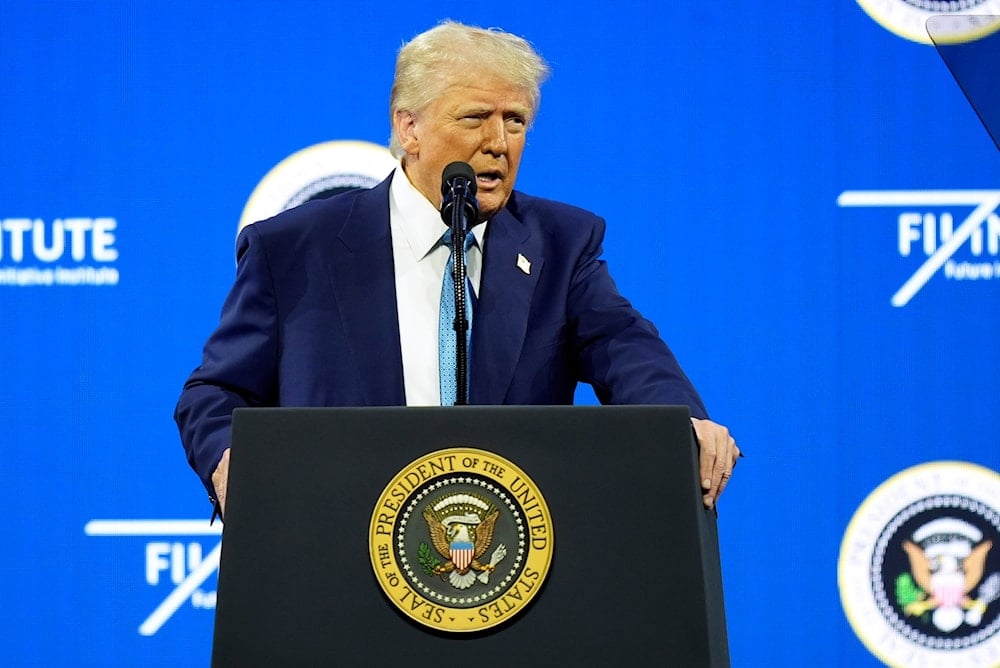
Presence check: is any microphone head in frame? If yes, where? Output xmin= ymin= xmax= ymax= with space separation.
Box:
xmin=441 ymin=161 xmax=477 ymax=197
xmin=440 ymin=161 xmax=479 ymax=226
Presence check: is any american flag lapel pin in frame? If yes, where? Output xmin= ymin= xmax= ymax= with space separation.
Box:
xmin=516 ymin=253 xmax=531 ymax=275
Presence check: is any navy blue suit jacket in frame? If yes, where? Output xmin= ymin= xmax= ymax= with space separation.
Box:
xmin=175 ymin=175 xmax=707 ymax=493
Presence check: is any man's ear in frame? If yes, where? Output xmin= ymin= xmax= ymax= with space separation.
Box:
xmin=394 ymin=110 xmax=419 ymax=156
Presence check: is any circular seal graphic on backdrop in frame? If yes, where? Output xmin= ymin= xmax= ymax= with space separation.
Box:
xmin=927 ymin=12 xmax=1000 ymax=44
xmin=369 ymin=448 xmax=554 ymax=632
xmin=855 ymin=0 xmax=1000 ymax=44
xmin=839 ymin=461 xmax=1000 ymax=667
xmin=238 ymin=140 xmax=397 ymax=235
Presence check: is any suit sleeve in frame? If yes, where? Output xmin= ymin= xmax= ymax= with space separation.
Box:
xmin=174 ymin=224 xmax=280 ymax=496
xmin=567 ymin=216 xmax=709 ymax=417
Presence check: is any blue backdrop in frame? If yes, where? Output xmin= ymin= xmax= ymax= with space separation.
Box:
xmin=2 ymin=2 xmax=998 ymax=665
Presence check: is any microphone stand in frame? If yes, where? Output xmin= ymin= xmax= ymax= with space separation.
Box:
xmin=449 ymin=192 xmax=471 ymax=406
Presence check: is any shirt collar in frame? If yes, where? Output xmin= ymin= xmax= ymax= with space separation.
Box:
xmin=389 ymin=165 xmax=486 ymax=261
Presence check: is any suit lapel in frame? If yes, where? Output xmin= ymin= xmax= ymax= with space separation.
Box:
xmin=471 ymin=206 xmax=544 ymax=404
xmin=327 ymin=180 xmax=406 ymax=405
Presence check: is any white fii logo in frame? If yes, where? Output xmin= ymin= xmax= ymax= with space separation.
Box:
xmin=0 ymin=217 xmax=120 ymax=286
xmin=838 ymin=190 xmax=1000 ymax=306
xmin=84 ymin=520 xmax=221 ymax=635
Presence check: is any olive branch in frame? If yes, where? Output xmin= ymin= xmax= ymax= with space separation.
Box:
xmin=418 ymin=542 xmax=442 ymax=575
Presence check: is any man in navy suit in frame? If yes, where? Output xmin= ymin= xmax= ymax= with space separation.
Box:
xmin=175 ymin=21 xmax=740 ymax=519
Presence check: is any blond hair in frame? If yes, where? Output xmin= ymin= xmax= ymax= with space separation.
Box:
xmin=389 ymin=21 xmax=550 ymax=158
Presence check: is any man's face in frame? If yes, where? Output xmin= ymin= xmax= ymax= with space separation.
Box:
xmin=396 ymin=76 xmax=533 ymax=222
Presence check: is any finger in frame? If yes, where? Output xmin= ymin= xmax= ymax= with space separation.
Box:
xmin=716 ymin=468 xmax=733 ymax=500
xmin=212 ymin=449 xmax=231 ymax=515
xmin=706 ymin=431 xmax=737 ymax=508
xmin=714 ymin=439 xmax=739 ymax=503
xmin=697 ymin=433 xmax=724 ymax=509
xmin=699 ymin=439 xmax=717 ymax=494
xmin=708 ymin=447 xmax=728 ymax=507
xmin=694 ymin=421 xmax=715 ymax=492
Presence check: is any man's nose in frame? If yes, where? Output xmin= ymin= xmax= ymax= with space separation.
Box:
xmin=481 ymin=118 xmax=508 ymax=155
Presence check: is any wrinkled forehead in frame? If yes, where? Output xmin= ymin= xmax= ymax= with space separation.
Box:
xmin=422 ymin=65 xmax=537 ymax=118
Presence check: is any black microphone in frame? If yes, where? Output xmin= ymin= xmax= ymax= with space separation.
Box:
xmin=440 ymin=161 xmax=479 ymax=227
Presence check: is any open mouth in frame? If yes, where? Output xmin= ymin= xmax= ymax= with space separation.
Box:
xmin=476 ymin=170 xmax=503 ymax=189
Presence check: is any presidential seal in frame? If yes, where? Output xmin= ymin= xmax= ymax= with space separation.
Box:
xmin=369 ymin=448 xmax=553 ymax=632
xmin=839 ymin=461 xmax=1000 ymax=667
xmin=238 ymin=140 xmax=397 ymax=236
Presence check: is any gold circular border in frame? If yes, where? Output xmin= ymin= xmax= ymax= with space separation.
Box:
xmin=838 ymin=460 xmax=1000 ymax=667
xmin=369 ymin=447 xmax=554 ymax=632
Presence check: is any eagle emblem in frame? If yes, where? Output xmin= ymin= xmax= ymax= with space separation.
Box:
xmin=421 ymin=493 xmax=508 ymax=590
xmin=898 ymin=517 xmax=998 ymax=632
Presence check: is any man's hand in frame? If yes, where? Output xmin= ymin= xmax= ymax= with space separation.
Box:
xmin=211 ymin=448 xmax=231 ymax=517
xmin=691 ymin=418 xmax=740 ymax=509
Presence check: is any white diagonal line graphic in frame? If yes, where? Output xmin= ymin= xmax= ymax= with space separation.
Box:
xmin=138 ymin=540 xmax=221 ymax=636
xmin=837 ymin=190 xmax=1000 ymax=306
xmin=889 ymin=196 xmax=1000 ymax=306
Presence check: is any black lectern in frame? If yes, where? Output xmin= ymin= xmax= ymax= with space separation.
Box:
xmin=213 ymin=406 xmax=730 ymax=666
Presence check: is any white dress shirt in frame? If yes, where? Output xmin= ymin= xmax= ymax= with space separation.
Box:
xmin=388 ymin=167 xmax=485 ymax=406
